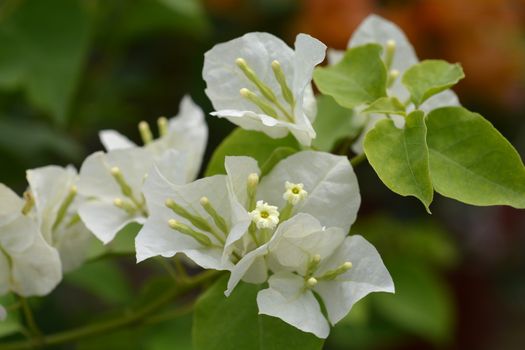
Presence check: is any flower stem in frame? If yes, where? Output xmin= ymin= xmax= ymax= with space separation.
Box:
xmin=18 ymin=297 xmax=41 ymax=338
xmin=0 ymin=270 xmax=222 ymax=350
xmin=350 ymin=153 xmax=367 ymax=167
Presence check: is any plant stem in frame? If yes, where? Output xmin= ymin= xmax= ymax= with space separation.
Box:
xmin=0 ymin=270 xmax=222 ymax=350
xmin=18 ymin=297 xmax=41 ymax=337
xmin=350 ymin=153 xmax=367 ymax=167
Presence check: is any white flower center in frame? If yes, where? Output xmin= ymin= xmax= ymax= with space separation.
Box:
xmin=283 ymin=181 xmax=308 ymax=205
xmin=250 ymin=200 xmax=280 ymax=230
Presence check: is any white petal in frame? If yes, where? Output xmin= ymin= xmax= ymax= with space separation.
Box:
xmin=135 ymin=166 xmax=237 ymax=270
xmin=204 ymin=32 xmax=294 ymax=113
xmin=314 ymin=235 xmax=394 ymax=325
xmin=224 ymin=156 xmax=260 ymax=208
xmin=0 ymin=184 xmax=24 ymax=227
xmin=153 ymin=149 xmax=189 ymax=186
xmin=0 ymin=250 xmax=10 ymax=295
xmin=257 ymin=272 xmax=330 ymax=338
xmin=26 ymin=165 xmax=78 ymax=241
xmin=53 ymin=221 xmax=93 ymax=272
xmin=326 ymin=48 xmax=344 ymax=65
xmin=351 ymin=113 xmax=386 ymax=155
xmin=259 ymin=151 xmax=360 ymax=232
xmin=302 ymin=85 xmax=317 ymax=122
xmin=78 ymin=148 xmax=152 ymax=201
xmin=225 ymin=243 xmax=268 ymax=296
xmin=349 ymin=14 xmax=419 ymax=101
xmin=1 ymin=215 xmax=62 ymax=296
xmin=291 ymin=33 xmax=326 ymax=126
xmin=268 ymin=214 xmax=346 ymax=275
xmin=99 ymin=130 xmax=136 ymax=151
xmin=222 ymin=156 xmax=258 ymax=253
xmin=78 ymin=201 xmax=139 ymax=244
xmin=418 ymin=89 xmax=461 ymax=113
xmin=212 ymin=110 xmax=290 ymax=139
xmin=148 ymin=96 xmax=208 ymax=181
xmin=225 ymin=213 xmax=312 ymax=296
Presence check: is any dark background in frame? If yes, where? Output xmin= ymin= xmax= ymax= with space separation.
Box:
xmin=0 ymin=0 xmax=524 ymax=349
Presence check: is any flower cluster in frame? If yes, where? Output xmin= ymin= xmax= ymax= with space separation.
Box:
xmin=0 ymin=95 xmax=207 ymax=297
xmin=136 ymin=151 xmax=393 ymax=337
xmin=203 ymin=32 xmax=326 ymax=147
xmin=0 ymin=15 xmax=398 ymax=339
xmin=77 ymin=96 xmax=207 ymax=244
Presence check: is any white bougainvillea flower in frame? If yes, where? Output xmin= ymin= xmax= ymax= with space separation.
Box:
xmin=328 ymin=14 xmax=460 ymax=154
xmin=0 ymin=184 xmax=61 ymax=297
xmin=77 ymin=147 xmax=154 ymax=244
xmin=222 ymin=151 xmax=360 ymax=292
xmin=99 ymin=95 xmax=208 ymax=181
xmin=26 ymin=165 xmax=92 ymax=272
xmin=258 ymin=227 xmax=394 ymax=338
xmin=203 ymin=32 xmax=326 ymax=146
xmin=135 ymin=154 xmax=251 ymax=270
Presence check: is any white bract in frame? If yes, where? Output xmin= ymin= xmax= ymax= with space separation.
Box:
xmin=99 ymin=95 xmax=208 ymax=181
xmin=258 ymin=230 xmax=394 ymax=338
xmin=0 ymin=184 xmax=61 ymax=297
xmin=222 ymin=150 xmax=361 ymax=293
xmin=77 ymin=147 xmax=153 ymax=244
xmin=203 ymin=32 xmax=326 ymax=146
xmin=329 ymin=14 xmax=460 ymax=154
xmin=80 ymin=96 xmax=208 ymax=244
xmin=26 ymin=166 xmax=92 ymax=272
xmin=135 ymin=153 xmax=250 ymax=270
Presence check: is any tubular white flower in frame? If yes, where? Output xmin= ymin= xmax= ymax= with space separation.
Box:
xmin=0 ymin=184 xmax=62 ymax=297
xmin=249 ymin=200 xmax=279 ymax=230
xmin=26 ymin=165 xmax=92 ymax=272
xmin=203 ymin=32 xmax=326 ymax=146
xmin=282 ymin=181 xmax=307 ymax=205
xmin=328 ymin=14 xmax=461 ymax=154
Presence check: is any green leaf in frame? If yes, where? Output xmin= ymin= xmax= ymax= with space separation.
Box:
xmin=116 ymin=0 xmax=209 ymax=43
xmin=373 ymin=260 xmax=454 ymax=343
xmin=260 ymin=147 xmax=298 ymax=176
xmin=205 ymin=128 xmax=299 ymax=176
xmin=0 ymin=118 xmax=82 ymax=161
xmin=426 ymin=107 xmax=525 ymax=208
xmin=363 ymin=97 xmax=406 ymax=116
xmin=313 ymin=44 xmax=387 ymax=109
xmin=402 ymin=60 xmax=464 ymax=107
xmin=364 ymin=110 xmax=433 ymax=212
xmin=0 ymin=0 xmax=92 ymax=125
xmin=312 ymin=95 xmax=362 ymax=152
xmin=193 ymin=275 xmax=324 ymax=350
xmin=354 ymin=214 xmax=458 ymax=269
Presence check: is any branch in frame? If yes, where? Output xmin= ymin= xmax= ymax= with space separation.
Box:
xmin=0 ymin=270 xmax=222 ymax=350
xmin=350 ymin=153 xmax=367 ymax=167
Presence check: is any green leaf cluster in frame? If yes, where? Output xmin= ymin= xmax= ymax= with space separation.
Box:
xmin=314 ymin=44 xmax=525 ymax=211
